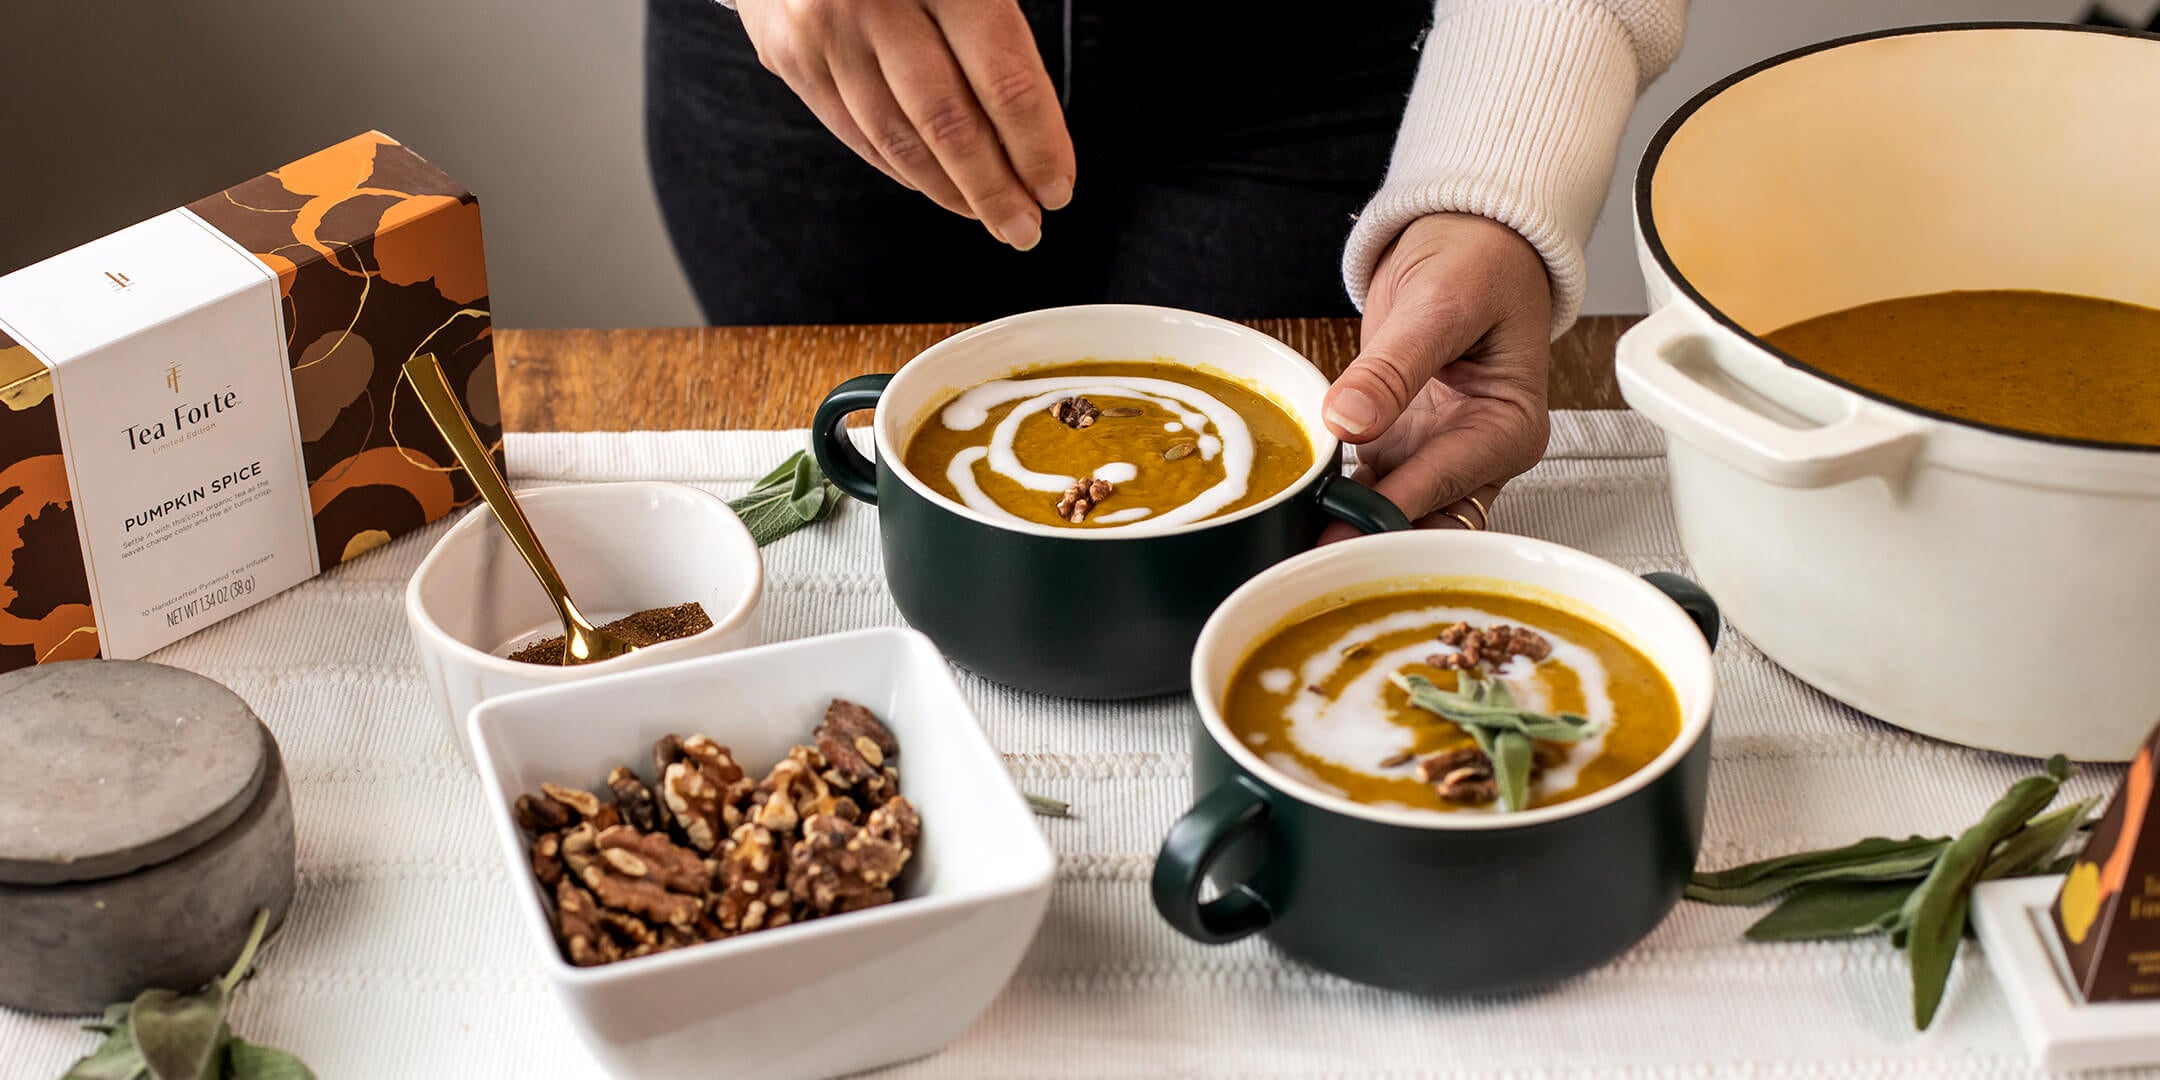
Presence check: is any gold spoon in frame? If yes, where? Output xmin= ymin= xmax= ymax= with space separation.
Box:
xmin=404 ymin=353 xmax=637 ymax=665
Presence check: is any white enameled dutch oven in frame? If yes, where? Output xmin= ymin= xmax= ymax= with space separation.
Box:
xmin=1617 ymin=23 xmax=2160 ymax=762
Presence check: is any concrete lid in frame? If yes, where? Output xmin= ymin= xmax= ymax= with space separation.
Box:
xmin=0 ymin=659 xmax=268 ymax=885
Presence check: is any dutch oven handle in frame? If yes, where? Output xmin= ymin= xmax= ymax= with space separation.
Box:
xmin=1615 ymin=304 xmax=1925 ymax=489
xmin=812 ymin=374 xmax=889 ymax=505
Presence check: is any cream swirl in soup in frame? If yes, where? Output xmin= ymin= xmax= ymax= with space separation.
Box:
xmin=1224 ymin=588 xmax=1682 ymax=814
xmin=901 ymin=361 xmax=1315 ymax=531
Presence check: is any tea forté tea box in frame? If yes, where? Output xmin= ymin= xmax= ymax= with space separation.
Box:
xmin=2054 ymin=721 xmax=2160 ymax=1002
xmin=0 ymin=131 xmax=498 ymax=670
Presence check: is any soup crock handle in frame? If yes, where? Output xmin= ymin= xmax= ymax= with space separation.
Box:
xmin=1152 ymin=776 xmax=1276 ymax=944
xmin=1614 ymin=303 xmax=1925 ymax=489
xmin=1315 ymin=475 xmax=1412 ymax=534
xmin=1642 ymin=571 xmax=1720 ymax=649
xmin=811 ymin=374 xmax=891 ymax=505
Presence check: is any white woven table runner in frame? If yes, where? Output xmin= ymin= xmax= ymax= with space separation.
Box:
xmin=3 ymin=413 xmax=2132 ymax=1079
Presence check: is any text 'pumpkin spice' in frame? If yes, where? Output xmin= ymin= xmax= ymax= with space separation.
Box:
xmin=0 ymin=131 xmax=498 ymax=670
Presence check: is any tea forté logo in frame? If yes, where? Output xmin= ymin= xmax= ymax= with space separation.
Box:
xmin=104 ymin=271 xmax=133 ymax=292
xmin=125 ymin=378 xmax=241 ymax=451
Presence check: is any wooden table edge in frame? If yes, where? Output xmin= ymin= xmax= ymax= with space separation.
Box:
xmin=498 ymin=315 xmax=1640 ymax=433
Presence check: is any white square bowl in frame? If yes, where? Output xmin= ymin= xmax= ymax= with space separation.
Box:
xmin=468 ymin=627 xmax=1054 ymax=1080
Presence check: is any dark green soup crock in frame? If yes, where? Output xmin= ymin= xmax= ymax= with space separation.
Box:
xmin=809 ymin=305 xmax=1411 ymax=700
xmin=1153 ymin=533 xmax=1720 ymax=996
xmin=814 ymin=374 xmax=1407 ymax=699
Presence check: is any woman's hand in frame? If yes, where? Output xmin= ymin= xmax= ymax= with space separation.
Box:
xmin=736 ymin=0 xmax=1074 ymax=250
xmin=1321 ymin=213 xmax=1552 ymax=540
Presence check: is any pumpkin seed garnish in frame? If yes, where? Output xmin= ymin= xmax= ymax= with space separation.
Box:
xmin=1100 ymin=406 xmax=1143 ymax=418
xmin=1163 ymin=443 xmax=1197 ymax=461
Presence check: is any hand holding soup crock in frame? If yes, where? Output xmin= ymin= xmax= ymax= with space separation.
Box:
xmin=813 ymin=305 xmax=1411 ymax=699
xmin=1153 ymin=531 xmax=1719 ymax=995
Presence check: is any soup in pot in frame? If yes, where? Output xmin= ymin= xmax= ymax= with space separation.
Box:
xmin=902 ymin=361 xmax=1314 ymax=530
xmin=1764 ymin=289 xmax=2160 ymax=445
xmin=1223 ymin=587 xmax=1682 ymax=814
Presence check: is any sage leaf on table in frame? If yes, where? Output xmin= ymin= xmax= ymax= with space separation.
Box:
xmin=1980 ymin=797 xmax=2098 ymax=881
xmin=1025 ymin=793 xmax=1074 ymax=818
xmin=1743 ymin=880 xmax=1916 ymax=942
xmin=729 ymin=449 xmax=842 ymax=546
xmin=61 ymin=909 xmax=316 ymax=1080
xmin=1685 ymin=835 xmax=1951 ymax=906
xmin=1902 ymin=754 xmax=2070 ymax=1030
xmin=222 ymin=1040 xmax=315 ymax=1080
xmin=1390 ymin=671 xmax=1593 ymax=811
xmin=1687 ymin=754 xmax=2090 ymax=1031
xmin=130 ymin=986 xmax=229 ymax=1080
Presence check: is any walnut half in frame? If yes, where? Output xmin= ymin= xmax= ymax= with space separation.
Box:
xmin=520 ymin=699 xmax=919 ymax=969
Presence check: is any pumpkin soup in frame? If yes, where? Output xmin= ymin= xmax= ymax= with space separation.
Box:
xmin=1223 ymin=588 xmax=1681 ymax=814
xmin=902 ymin=361 xmax=1314 ymax=530
xmin=1764 ymin=290 xmax=2160 ymax=445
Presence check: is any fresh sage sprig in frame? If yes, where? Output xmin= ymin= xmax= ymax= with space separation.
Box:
xmin=1688 ymin=756 xmax=2094 ymax=1030
xmin=1687 ymin=835 xmax=1952 ymax=906
xmin=1389 ymin=670 xmax=1594 ymax=811
xmin=1900 ymin=755 xmax=2071 ymax=1029
xmin=729 ymin=449 xmax=842 ymax=546
xmin=62 ymin=909 xmax=314 ymax=1080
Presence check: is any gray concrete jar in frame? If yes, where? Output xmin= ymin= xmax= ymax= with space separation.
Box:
xmin=0 ymin=660 xmax=296 ymax=1015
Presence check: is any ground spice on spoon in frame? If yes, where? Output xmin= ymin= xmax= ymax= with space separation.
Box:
xmin=506 ymin=602 xmax=713 ymax=666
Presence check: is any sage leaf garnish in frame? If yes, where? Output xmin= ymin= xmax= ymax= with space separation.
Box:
xmin=1688 ymin=754 xmax=2090 ymax=1031
xmin=1389 ymin=671 xmax=1593 ymax=811
xmin=1902 ymin=754 xmax=2069 ymax=1030
xmin=729 ymin=449 xmax=843 ymax=546
xmin=1390 ymin=672 xmax=1595 ymax=743
xmin=1742 ymin=880 xmax=1916 ymax=942
xmin=60 ymin=909 xmax=316 ymax=1080
xmin=1490 ymin=731 xmax=1534 ymax=817
xmin=1025 ymin=793 xmax=1072 ymax=818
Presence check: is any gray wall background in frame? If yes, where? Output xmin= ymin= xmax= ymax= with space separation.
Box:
xmin=2 ymin=1 xmax=2148 ymax=328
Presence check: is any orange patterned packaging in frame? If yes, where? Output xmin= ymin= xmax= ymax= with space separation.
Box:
xmin=2053 ymin=720 xmax=2160 ymax=1002
xmin=0 ymin=131 xmax=497 ymax=670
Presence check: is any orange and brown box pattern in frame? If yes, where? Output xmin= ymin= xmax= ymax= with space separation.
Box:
xmin=2055 ymin=721 xmax=2160 ymax=1001
xmin=0 ymin=328 xmax=95 ymax=668
xmin=0 ymin=131 xmax=498 ymax=671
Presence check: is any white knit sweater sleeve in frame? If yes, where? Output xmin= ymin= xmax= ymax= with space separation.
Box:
xmin=1342 ymin=0 xmax=1687 ymax=337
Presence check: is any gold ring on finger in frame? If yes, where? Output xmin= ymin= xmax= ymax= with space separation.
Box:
xmin=1463 ymin=493 xmax=1491 ymax=530
xmin=1443 ymin=510 xmax=1479 ymax=531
